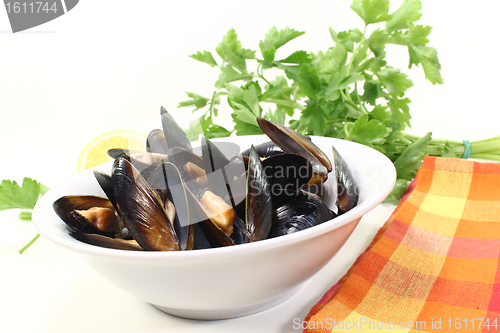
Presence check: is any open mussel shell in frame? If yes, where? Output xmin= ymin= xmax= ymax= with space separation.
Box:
xmin=147 ymin=162 xmax=194 ymax=251
xmin=256 ymin=117 xmax=331 ymax=185
xmin=146 ymin=129 xmax=169 ymax=155
xmin=260 ymin=154 xmax=312 ymax=209
xmin=161 ymin=106 xmax=192 ymax=152
xmin=201 ymin=137 xmax=246 ymax=204
xmin=245 ymin=146 xmax=272 ymax=243
xmin=261 ymin=153 xmax=313 ymax=208
xmin=167 ymin=147 xmax=204 ymax=169
xmin=107 ymin=149 xmax=169 ymax=181
xmin=332 ymin=146 xmax=358 ymax=215
xmin=167 ymin=146 xmax=207 ymax=188
xmin=185 ymin=184 xmax=236 ymax=247
xmin=112 ymin=158 xmax=180 ymax=251
xmin=53 ymin=195 xmax=126 ymax=238
xmin=268 ymin=194 xmax=333 ymax=238
xmin=240 ymin=141 xmax=283 ymax=159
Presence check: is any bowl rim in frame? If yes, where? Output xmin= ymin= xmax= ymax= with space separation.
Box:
xmin=33 ymin=135 xmax=396 ymax=262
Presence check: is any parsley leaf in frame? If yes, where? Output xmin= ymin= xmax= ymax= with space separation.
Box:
xmin=408 ymin=44 xmax=443 ymax=84
xmin=215 ymin=29 xmax=255 ymax=73
xmin=345 ymin=114 xmax=388 ymax=147
xmin=0 ymin=178 xmax=45 ymax=211
xmin=393 ymin=132 xmax=432 ymax=180
xmin=178 ymin=92 xmax=210 ymax=110
xmin=259 ymin=26 xmax=305 ymax=62
xmin=385 ymin=0 xmax=422 ymax=32
xmin=351 ymin=0 xmax=392 ymax=25
xmin=215 ymin=65 xmax=253 ymax=88
xmin=377 ymin=67 xmax=413 ymax=97
xmin=189 ymin=51 xmax=218 ymax=67
xmin=0 ymin=177 xmax=49 ymax=253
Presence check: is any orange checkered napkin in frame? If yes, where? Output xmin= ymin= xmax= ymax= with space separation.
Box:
xmin=304 ymin=156 xmax=500 ymax=332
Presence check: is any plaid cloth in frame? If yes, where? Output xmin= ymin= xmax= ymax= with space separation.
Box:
xmin=304 ymin=156 xmax=500 ymax=332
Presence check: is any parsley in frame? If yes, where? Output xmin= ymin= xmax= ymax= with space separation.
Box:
xmin=179 ymin=0 xmax=500 ymax=202
xmin=0 ymin=178 xmax=49 ymax=253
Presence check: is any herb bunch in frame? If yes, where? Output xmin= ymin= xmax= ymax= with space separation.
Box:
xmin=180 ymin=0 xmax=500 ymax=201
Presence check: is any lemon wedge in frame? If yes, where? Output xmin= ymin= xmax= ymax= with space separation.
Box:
xmin=77 ymin=130 xmax=147 ymax=172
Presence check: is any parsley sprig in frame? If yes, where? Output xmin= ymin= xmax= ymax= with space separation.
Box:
xmin=0 ymin=178 xmax=48 ymax=253
xmin=180 ymin=0 xmax=500 ymax=201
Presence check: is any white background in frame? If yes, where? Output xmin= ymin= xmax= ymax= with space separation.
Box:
xmin=0 ymin=1 xmax=499 ymax=332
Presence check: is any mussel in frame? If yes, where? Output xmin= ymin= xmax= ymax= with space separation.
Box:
xmin=256 ymin=117 xmax=332 ymax=185
xmin=54 ymin=107 xmax=359 ymax=251
xmin=53 ymin=195 xmax=127 ymax=238
xmin=268 ymin=194 xmax=334 ymax=238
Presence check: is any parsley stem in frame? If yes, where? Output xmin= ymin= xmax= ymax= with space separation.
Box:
xmin=18 ymin=233 xmax=40 ymax=254
xmin=256 ymin=64 xmax=270 ymax=84
xmin=403 ymin=133 xmax=500 ymax=159
xmin=469 ymin=154 xmax=500 ymax=161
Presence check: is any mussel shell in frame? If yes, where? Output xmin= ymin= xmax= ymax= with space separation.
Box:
xmin=107 ymin=149 xmax=169 ymax=181
xmin=53 ymin=195 xmax=126 ymax=238
xmin=107 ymin=148 xmax=143 ymax=159
xmin=262 ymin=153 xmax=312 ymax=191
xmin=161 ymin=106 xmax=192 ymax=152
xmin=192 ymin=223 xmax=213 ymax=249
xmin=224 ymin=172 xmax=247 ymax=207
xmin=332 ymin=146 xmax=358 ymax=214
xmin=240 ymin=141 xmax=283 ymax=159
xmin=112 ymin=158 xmax=180 ymax=251
xmin=201 ymin=137 xmax=245 ymax=205
xmin=167 ymin=147 xmax=204 ymax=169
xmin=245 ymin=146 xmax=272 ymax=243
xmin=256 ymin=117 xmax=332 ymax=184
xmin=146 ymin=129 xmax=169 ymax=154
xmin=69 ymin=230 xmax=144 ymax=251
xmin=93 ymin=171 xmax=117 ymax=212
xmin=268 ymin=195 xmax=333 ymax=238
xmin=166 ymin=146 xmax=205 ymax=185
xmin=147 ymin=162 xmax=194 ymax=251
xmin=185 ymin=185 xmax=236 ymax=247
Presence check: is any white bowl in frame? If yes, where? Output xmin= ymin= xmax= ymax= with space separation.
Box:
xmin=33 ymin=135 xmax=396 ymax=320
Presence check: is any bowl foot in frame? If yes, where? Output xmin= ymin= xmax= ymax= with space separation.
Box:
xmin=152 ymin=286 xmax=302 ymax=320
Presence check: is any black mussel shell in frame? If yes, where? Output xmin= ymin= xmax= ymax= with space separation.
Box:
xmin=112 ymin=158 xmax=180 ymax=251
xmin=53 ymin=195 xmax=127 ymax=238
xmin=107 ymin=149 xmax=169 ymax=181
xmin=192 ymin=223 xmax=213 ymax=250
xmin=225 ymin=172 xmax=246 ymax=207
xmin=201 ymin=137 xmax=244 ymax=203
xmin=69 ymin=230 xmax=144 ymax=251
xmin=146 ymin=129 xmax=169 ymax=154
xmin=262 ymin=153 xmax=312 ymax=194
xmin=93 ymin=171 xmax=117 ymax=211
xmin=332 ymin=146 xmax=358 ymax=215
xmin=256 ymin=117 xmax=331 ymax=184
xmin=147 ymin=162 xmax=194 ymax=251
xmin=166 ymin=146 xmax=206 ymax=186
xmin=161 ymin=107 xmax=192 ymax=152
xmin=245 ymin=146 xmax=272 ymax=243
xmin=107 ymin=148 xmax=143 ymax=159
xmin=185 ymin=185 xmax=236 ymax=248
xmin=268 ymin=195 xmax=333 ymax=238
xmin=261 ymin=153 xmax=313 ymax=208
xmin=167 ymin=146 xmax=204 ymax=169
xmin=240 ymin=141 xmax=283 ymax=159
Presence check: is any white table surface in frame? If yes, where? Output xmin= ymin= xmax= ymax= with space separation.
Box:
xmin=1 ymin=0 xmax=499 ymax=332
